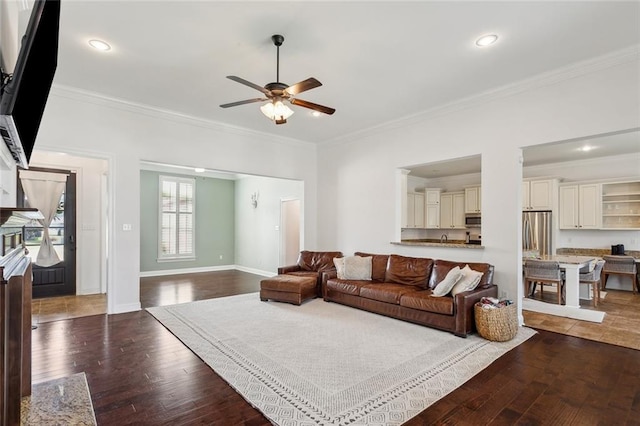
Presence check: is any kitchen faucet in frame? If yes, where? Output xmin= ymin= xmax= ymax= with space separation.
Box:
xmin=440 ymin=234 xmax=448 ymax=243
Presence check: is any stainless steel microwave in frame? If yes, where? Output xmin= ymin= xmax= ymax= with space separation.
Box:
xmin=465 ymin=216 xmax=481 ymax=227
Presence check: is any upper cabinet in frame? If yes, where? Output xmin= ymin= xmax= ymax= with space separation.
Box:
xmin=523 ymin=179 xmax=554 ymax=210
xmin=464 ymin=186 xmax=481 ymax=214
xmin=406 ymin=192 xmax=425 ymax=228
xmin=424 ymin=189 xmax=441 ymax=229
xmin=601 ymin=181 xmax=640 ymax=229
xmin=559 ymin=184 xmax=601 ymax=229
xmin=440 ymin=192 xmax=466 ymax=229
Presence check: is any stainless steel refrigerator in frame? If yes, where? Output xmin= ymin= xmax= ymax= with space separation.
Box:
xmin=523 ymin=211 xmax=552 ymax=256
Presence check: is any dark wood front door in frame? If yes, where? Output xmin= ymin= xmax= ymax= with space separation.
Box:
xmin=17 ymin=167 xmax=77 ymax=298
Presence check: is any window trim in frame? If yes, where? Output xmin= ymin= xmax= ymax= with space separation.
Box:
xmin=157 ymin=175 xmax=196 ymax=262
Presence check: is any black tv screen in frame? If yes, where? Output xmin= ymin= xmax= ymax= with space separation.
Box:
xmin=0 ymin=0 xmax=60 ymax=169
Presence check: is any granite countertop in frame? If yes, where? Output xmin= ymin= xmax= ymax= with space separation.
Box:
xmin=392 ymin=239 xmax=484 ymax=249
xmin=556 ymin=247 xmax=640 ymax=260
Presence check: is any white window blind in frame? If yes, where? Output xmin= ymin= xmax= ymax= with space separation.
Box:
xmin=158 ymin=176 xmax=195 ymax=260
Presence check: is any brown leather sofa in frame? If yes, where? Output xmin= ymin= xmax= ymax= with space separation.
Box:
xmin=278 ymin=250 xmax=343 ymax=297
xmin=322 ymin=252 xmax=497 ymax=337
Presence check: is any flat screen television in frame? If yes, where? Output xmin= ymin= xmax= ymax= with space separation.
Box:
xmin=0 ymin=0 xmax=60 ymax=169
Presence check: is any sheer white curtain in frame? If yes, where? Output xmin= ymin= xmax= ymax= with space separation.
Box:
xmin=19 ymin=170 xmax=68 ymax=267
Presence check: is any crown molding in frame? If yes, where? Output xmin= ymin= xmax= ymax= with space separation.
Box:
xmin=49 ymin=85 xmax=315 ymax=149
xmin=322 ymin=45 xmax=640 ymax=147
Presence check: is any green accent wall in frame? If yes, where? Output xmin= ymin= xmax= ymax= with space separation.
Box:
xmin=140 ymin=170 xmax=235 ymax=272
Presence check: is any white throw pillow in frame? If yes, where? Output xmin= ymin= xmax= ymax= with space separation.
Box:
xmin=451 ymin=265 xmax=484 ymax=296
xmin=343 ymin=256 xmax=372 ymax=280
xmin=432 ymin=266 xmax=463 ymax=297
xmin=333 ymin=257 xmax=346 ymax=279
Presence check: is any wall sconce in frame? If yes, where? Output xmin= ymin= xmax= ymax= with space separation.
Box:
xmin=251 ymin=192 xmax=259 ymax=208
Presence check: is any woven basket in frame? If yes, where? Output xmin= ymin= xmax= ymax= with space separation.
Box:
xmin=474 ymin=303 xmax=518 ymax=342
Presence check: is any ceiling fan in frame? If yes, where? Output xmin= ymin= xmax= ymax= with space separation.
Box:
xmin=220 ymin=34 xmax=335 ymax=125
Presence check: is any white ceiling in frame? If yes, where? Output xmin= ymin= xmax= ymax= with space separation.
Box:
xmin=50 ymin=1 xmax=640 ymax=148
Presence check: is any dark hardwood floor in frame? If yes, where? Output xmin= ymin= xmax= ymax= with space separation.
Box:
xmin=31 ymin=270 xmax=640 ymax=425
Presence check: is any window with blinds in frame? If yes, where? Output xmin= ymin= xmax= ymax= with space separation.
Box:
xmin=158 ymin=176 xmax=195 ymax=260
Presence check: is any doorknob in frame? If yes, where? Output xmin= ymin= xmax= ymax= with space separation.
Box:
xmin=69 ymin=234 xmax=75 ymax=244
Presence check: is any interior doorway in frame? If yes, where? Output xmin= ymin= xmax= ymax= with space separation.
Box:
xmin=280 ymin=199 xmax=300 ymax=266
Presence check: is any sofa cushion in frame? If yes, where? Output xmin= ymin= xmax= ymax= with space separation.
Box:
xmin=297 ymin=251 xmax=343 ymax=272
xmin=432 ymin=266 xmax=464 ymax=297
xmin=429 ymin=259 xmax=493 ymax=289
xmin=400 ymin=290 xmax=454 ymax=315
xmin=384 ymin=254 xmax=434 ymax=288
xmin=360 ymin=283 xmax=422 ymax=304
xmin=355 ymin=252 xmax=390 ymax=281
xmin=286 ymin=270 xmax=321 ymax=281
xmin=326 ymin=278 xmax=372 ymax=296
xmin=335 ymin=256 xmax=372 ymax=280
xmin=450 ymin=265 xmax=484 ymax=296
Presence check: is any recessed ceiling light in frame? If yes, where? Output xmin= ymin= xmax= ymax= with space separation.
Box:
xmin=88 ymin=39 xmax=111 ymax=51
xmin=475 ymin=34 xmax=498 ymax=47
xmin=311 ymin=111 xmax=321 ymax=117
xmin=580 ymin=146 xmax=595 ymax=152
xmin=194 ymin=167 xmax=205 ymax=173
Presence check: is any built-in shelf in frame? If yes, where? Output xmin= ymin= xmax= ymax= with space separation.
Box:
xmin=601 ymin=181 xmax=640 ymax=229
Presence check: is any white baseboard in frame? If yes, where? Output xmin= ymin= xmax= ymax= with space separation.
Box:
xmin=77 ymin=288 xmax=102 ymax=295
xmin=139 ymin=264 xmax=235 ymax=278
xmin=234 ymin=265 xmax=276 ymax=277
xmin=112 ymin=302 xmax=141 ymax=314
xmin=522 ymin=298 xmax=605 ymax=323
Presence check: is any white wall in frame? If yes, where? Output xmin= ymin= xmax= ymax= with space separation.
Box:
xmin=36 ymin=87 xmax=318 ymax=314
xmin=29 ymin=151 xmax=108 ymax=295
xmin=235 ymin=175 xmax=303 ymax=275
xmin=317 ymin=60 xmax=640 ymax=323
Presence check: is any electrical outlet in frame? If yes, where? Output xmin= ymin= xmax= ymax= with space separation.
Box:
xmin=500 ymin=291 xmax=507 ymax=299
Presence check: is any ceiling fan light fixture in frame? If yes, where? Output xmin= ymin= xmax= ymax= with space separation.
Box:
xmin=260 ymin=100 xmax=294 ymax=124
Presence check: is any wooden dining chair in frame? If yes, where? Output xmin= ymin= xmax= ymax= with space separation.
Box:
xmin=524 ymin=259 xmax=565 ymax=305
xmin=579 ymin=260 xmax=605 ymax=307
xmin=602 ymin=255 xmax=638 ymax=294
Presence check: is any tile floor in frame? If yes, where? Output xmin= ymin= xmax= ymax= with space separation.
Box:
xmin=32 ymin=294 xmax=107 ymax=325
xmin=523 ymin=288 xmax=640 ymax=350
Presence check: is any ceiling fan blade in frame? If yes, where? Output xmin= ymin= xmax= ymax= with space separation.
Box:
xmin=285 ymin=78 xmax=322 ymax=96
xmin=226 ymin=76 xmax=270 ymax=95
xmin=290 ymin=98 xmax=335 ymax=115
xmin=220 ymin=98 xmax=267 ymax=108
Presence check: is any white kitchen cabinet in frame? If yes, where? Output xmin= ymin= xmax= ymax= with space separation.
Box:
xmin=464 ymin=186 xmax=481 ymax=214
xmin=523 ymin=179 xmax=554 ymax=210
xmin=424 ymin=189 xmax=440 ymax=229
xmin=406 ymin=192 xmax=425 ymax=228
xmin=440 ymin=192 xmax=465 ymax=229
xmin=559 ymin=184 xmax=601 ymax=229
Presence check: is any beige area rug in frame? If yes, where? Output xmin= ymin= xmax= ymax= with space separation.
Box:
xmin=148 ymin=293 xmax=536 ymax=425
xmin=21 ymin=372 xmax=97 ymax=425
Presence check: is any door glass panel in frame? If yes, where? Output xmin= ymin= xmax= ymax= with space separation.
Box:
xmin=24 ymin=191 xmax=65 ymax=262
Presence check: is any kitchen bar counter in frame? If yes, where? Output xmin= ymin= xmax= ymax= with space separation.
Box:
xmin=392 ymin=239 xmax=484 ymax=249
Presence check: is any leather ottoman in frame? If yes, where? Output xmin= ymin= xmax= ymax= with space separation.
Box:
xmin=260 ymin=275 xmax=317 ymax=305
